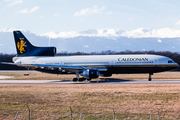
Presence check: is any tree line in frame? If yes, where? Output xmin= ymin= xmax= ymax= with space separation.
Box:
xmin=57 ymin=50 xmax=180 ymax=66
xmin=0 ymin=50 xmax=180 ymax=70
xmin=0 ymin=54 xmax=27 ymax=70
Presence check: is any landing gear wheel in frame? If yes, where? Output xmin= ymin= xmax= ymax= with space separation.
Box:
xmin=87 ymin=79 xmax=91 ymax=81
xmin=73 ymin=78 xmax=78 ymax=82
xmin=79 ymin=78 xmax=86 ymax=82
xmin=148 ymin=77 xmax=151 ymax=81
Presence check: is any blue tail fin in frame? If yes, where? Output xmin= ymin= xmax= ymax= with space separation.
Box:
xmin=13 ymin=31 xmax=56 ymax=56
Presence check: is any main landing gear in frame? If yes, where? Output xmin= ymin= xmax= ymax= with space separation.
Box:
xmin=148 ymin=73 xmax=153 ymax=81
xmin=72 ymin=72 xmax=91 ymax=82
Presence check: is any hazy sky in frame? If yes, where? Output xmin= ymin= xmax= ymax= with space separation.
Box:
xmin=1 ymin=0 xmax=180 ymax=33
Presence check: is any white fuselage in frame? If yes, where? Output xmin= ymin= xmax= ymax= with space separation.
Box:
xmin=13 ymin=54 xmax=179 ymax=74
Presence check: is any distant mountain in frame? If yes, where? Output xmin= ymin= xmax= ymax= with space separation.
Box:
xmin=1 ymin=28 xmax=180 ymax=54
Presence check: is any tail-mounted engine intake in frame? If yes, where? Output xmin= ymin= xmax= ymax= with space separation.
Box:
xmin=81 ymin=69 xmax=99 ymax=79
xmin=34 ymin=47 xmax=56 ymax=56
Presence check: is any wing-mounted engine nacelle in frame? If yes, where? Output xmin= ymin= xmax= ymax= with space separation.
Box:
xmin=100 ymin=74 xmax=112 ymax=77
xmin=81 ymin=69 xmax=99 ymax=79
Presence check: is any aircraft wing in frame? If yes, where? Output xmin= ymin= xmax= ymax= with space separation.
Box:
xmin=35 ymin=64 xmax=83 ymax=69
xmin=1 ymin=62 xmax=107 ymax=71
xmin=34 ymin=64 xmax=107 ymax=71
xmin=1 ymin=62 xmax=34 ymax=67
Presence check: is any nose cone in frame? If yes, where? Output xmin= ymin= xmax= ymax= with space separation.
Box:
xmin=175 ymin=63 xmax=179 ymax=69
xmin=173 ymin=62 xmax=179 ymax=70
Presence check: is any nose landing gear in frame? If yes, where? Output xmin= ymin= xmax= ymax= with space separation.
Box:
xmin=148 ymin=73 xmax=153 ymax=81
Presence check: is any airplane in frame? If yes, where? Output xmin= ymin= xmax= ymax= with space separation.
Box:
xmin=3 ymin=30 xmax=179 ymax=81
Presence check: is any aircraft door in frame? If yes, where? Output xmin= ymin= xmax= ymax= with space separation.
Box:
xmin=17 ymin=58 xmax=22 ymax=64
xmin=60 ymin=61 xmax=64 ymax=65
xmin=32 ymin=60 xmax=36 ymax=64
xmin=111 ymin=60 xmax=115 ymax=66
xmin=154 ymin=59 xmax=158 ymax=66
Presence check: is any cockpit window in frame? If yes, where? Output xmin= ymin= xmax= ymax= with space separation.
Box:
xmin=168 ymin=60 xmax=174 ymax=63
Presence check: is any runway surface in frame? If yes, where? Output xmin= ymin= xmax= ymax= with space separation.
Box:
xmin=0 ymin=79 xmax=180 ymax=84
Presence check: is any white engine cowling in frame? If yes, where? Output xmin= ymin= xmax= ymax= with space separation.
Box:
xmin=81 ymin=69 xmax=99 ymax=79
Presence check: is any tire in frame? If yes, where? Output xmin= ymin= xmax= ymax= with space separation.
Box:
xmin=87 ymin=79 xmax=91 ymax=81
xmin=73 ymin=78 xmax=78 ymax=82
xmin=79 ymin=78 xmax=86 ymax=82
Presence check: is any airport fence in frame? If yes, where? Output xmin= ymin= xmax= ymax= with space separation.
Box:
xmin=1 ymin=106 xmax=180 ymax=120
xmin=1 ymin=110 xmax=180 ymax=120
